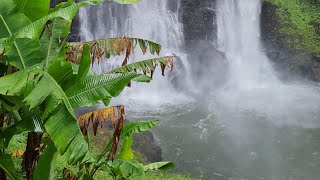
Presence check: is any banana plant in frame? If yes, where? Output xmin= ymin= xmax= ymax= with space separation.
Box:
xmin=0 ymin=0 xmax=175 ymax=179
xmin=74 ymin=106 xmax=174 ymax=179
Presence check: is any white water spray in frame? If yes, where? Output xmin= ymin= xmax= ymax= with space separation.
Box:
xmin=79 ymin=0 xmax=192 ymax=107
xmin=217 ymin=0 xmax=279 ymax=90
xmin=215 ymin=0 xmax=320 ymax=128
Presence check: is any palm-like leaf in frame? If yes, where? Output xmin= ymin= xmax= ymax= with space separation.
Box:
xmin=13 ymin=0 xmax=50 ymax=22
xmin=0 ymin=70 xmax=88 ymax=164
xmin=40 ymin=18 xmax=71 ymax=69
xmin=67 ymin=38 xmax=162 ymax=65
xmin=0 ymin=0 xmax=104 ymax=70
xmin=15 ymin=0 xmax=104 ymax=39
xmin=120 ymin=120 xmax=160 ymax=139
xmin=0 ymin=0 xmax=42 ymax=70
xmin=65 ymin=72 xmax=141 ymax=108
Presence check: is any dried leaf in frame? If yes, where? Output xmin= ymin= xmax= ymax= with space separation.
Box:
xmin=107 ymin=114 xmax=124 ymax=161
xmin=77 ymin=105 xmax=125 ymax=136
xmin=67 ymin=38 xmax=161 ymax=66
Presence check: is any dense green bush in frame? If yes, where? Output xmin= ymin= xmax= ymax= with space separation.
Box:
xmin=265 ymin=0 xmax=320 ymax=54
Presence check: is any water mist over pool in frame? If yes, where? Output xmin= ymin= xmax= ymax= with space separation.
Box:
xmin=79 ymin=0 xmax=320 ymax=179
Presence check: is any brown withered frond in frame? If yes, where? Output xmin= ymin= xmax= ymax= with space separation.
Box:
xmin=77 ymin=105 xmax=125 ymax=136
xmin=78 ymin=106 xmax=125 ymax=160
xmin=66 ymin=38 xmax=161 ymax=66
xmin=107 ymin=106 xmax=124 ymax=161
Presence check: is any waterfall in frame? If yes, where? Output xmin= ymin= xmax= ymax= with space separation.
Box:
xmin=214 ymin=0 xmax=320 ymax=128
xmin=79 ymin=0 xmax=192 ymax=107
xmin=217 ymin=0 xmax=279 ymax=91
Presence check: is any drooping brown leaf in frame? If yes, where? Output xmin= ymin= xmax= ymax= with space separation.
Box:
xmin=66 ymin=38 xmax=162 ymax=65
xmin=77 ymin=106 xmax=125 ymax=161
xmin=107 ymin=108 xmax=124 ymax=161
xmin=77 ymin=105 xmax=125 ymax=136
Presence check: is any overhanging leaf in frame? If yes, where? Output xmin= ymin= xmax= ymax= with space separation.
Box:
xmin=0 ymin=0 xmax=43 ymax=69
xmin=108 ymin=56 xmax=174 ymax=77
xmin=15 ymin=0 xmax=104 ymax=39
xmin=120 ymin=120 xmax=160 ymax=139
xmin=65 ymin=72 xmax=140 ymax=108
xmin=41 ymin=18 xmax=71 ymax=70
xmin=67 ymin=38 xmax=162 ymax=65
xmin=13 ymin=0 xmax=50 ymax=22
xmin=77 ymin=44 xmax=91 ymax=81
xmin=0 ymin=70 xmax=88 ymax=164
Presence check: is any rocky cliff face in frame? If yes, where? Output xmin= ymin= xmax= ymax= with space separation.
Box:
xmin=261 ymin=1 xmax=320 ymax=81
xmin=175 ymin=0 xmax=227 ymax=90
xmin=179 ymin=0 xmax=217 ymax=48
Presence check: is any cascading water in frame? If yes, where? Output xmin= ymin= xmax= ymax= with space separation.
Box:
xmin=79 ymin=0 xmax=192 ymax=107
xmin=79 ymin=0 xmax=320 ymax=179
xmin=217 ymin=0 xmax=279 ymax=90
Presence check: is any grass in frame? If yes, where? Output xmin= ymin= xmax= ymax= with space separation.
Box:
xmin=264 ymin=0 xmax=320 ymax=55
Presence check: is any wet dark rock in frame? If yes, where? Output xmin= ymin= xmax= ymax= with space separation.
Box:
xmin=132 ymin=131 xmax=163 ymax=163
xmin=179 ymin=0 xmax=217 ymax=50
xmin=261 ymin=1 xmax=320 ymax=82
xmin=69 ymin=16 xmax=81 ymax=42
xmin=175 ymin=0 xmax=229 ymax=92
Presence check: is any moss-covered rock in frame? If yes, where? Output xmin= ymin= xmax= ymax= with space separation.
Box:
xmin=261 ymin=0 xmax=320 ymax=81
xmin=263 ymin=0 xmax=320 ymax=55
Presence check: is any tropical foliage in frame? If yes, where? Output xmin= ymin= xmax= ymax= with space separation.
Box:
xmin=0 ymin=0 xmax=174 ymax=179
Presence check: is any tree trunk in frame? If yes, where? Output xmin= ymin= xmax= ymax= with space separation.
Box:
xmin=0 ymin=114 xmax=7 ymax=180
xmin=22 ymin=132 xmax=43 ymax=180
